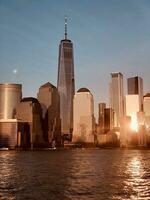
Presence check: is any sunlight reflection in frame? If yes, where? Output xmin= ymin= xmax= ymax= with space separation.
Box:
xmin=0 ymin=152 xmax=16 ymax=200
xmin=125 ymin=155 xmax=150 ymax=200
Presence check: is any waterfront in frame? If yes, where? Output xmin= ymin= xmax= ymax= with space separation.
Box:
xmin=0 ymin=149 xmax=150 ymax=200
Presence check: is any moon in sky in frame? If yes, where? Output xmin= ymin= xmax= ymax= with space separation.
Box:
xmin=13 ymin=69 xmax=18 ymax=74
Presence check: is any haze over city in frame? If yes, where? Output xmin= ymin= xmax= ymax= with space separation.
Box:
xmin=0 ymin=0 xmax=150 ymax=119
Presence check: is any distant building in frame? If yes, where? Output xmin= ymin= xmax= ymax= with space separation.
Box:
xmin=120 ymin=116 xmax=132 ymax=147
xmin=73 ymin=88 xmax=95 ymax=143
xmin=57 ymin=17 xmax=75 ymax=141
xmin=127 ymin=76 xmax=143 ymax=111
xmin=16 ymin=97 xmax=44 ymax=148
xmin=104 ymin=108 xmax=114 ymax=133
xmin=144 ymin=93 xmax=150 ymax=116
xmin=0 ymin=83 xmax=22 ymax=119
xmin=0 ymin=119 xmax=18 ymax=149
xmin=143 ymin=93 xmax=150 ymax=132
xmin=0 ymin=83 xmax=22 ymax=149
xmin=125 ymin=95 xmax=140 ymax=132
xmin=98 ymin=103 xmax=106 ymax=133
xmin=37 ymin=82 xmax=61 ymax=147
xmin=110 ymin=72 xmax=124 ymax=127
xmin=137 ymin=112 xmax=147 ymax=147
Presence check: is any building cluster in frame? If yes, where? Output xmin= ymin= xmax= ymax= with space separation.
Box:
xmin=0 ymin=18 xmax=150 ymax=149
xmin=97 ymin=73 xmax=150 ymax=147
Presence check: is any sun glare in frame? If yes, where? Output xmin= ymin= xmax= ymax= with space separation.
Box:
xmin=130 ymin=119 xmax=138 ymax=132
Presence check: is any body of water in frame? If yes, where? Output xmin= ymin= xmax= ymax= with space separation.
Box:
xmin=0 ymin=149 xmax=150 ymax=200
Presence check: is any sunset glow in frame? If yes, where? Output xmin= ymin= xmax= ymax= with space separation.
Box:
xmin=130 ymin=117 xmax=138 ymax=132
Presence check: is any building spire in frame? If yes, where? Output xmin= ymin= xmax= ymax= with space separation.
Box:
xmin=64 ymin=15 xmax=67 ymax=39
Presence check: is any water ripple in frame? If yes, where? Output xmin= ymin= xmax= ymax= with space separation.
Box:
xmin=0 ymin=149 xmax=150 ymax=200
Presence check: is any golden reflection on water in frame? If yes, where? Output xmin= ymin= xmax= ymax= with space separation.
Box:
xmin=0 ymin=152 xmax=16 ymax=200
xmin=126 ymin=155 xmax=149 ymax=200
xmin=128 ymin=156 xmax=143 ymax=177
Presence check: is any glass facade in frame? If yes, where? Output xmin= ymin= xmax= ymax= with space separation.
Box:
xmin=57 ymin=39 xmax=75 ymax=139
xmin=110 ymin=73 xmax=124 ymax=127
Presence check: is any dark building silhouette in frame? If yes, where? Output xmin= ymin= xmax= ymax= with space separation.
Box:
xmin=57 ymin=17 xmax=75 ymax=140
xmin=37 ymin=82 xmax=61 ymax=147
xmin=0 ymin=119 xmax=18 ymax=149
xmin=16 ymin=97 xmax=44 ymax=148
xmin=127 ymin=76 xmax=143 ymax=111
xmin=98 ymin=103 xmax=106 ymax=133
xmin=104 ymin=108 xmax=114 ymax=133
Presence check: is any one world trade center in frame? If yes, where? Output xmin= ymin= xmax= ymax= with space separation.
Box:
xmin=57 ymin=17 xmax=75 ymax=141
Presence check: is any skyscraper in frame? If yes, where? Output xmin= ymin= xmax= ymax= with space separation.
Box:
xmin=125 ymin=94 xmax=140 ymax=132
xmin=143 ymin=93 xmax=150 ymax=132
xmin=37 ymin=82 xmax=61 ymax=146
xmin=104 ymin=108 xmax=114 ymax=133
xmin=0 ymin=83 xmax=22 ymax=149
xmin=57 ymin=17 xmax=75 ymax=140
xmin=73 ymin=88 xmax=95 ymax=143
xmin=127 ymin=76 xmax=143 ymax=111
xmin=16 ymin=97 xmax=44 ymax=148
xmin=110 ymin=72 xmax=124 ymax=127
xmin=98 ymin=103 xmax=106 ymax=133
xmin=0 ymin=83 xmax=22 ymax=119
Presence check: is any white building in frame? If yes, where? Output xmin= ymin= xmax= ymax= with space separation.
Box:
xmin=125 ymin=94 xmax=140 ymax=132
xmin=73 ymin=88 xmax=95 ymax=143
xmin=144 ymin=93 xmax=150 ymax=132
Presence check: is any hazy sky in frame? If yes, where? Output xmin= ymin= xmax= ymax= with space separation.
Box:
xmin=0 ymin=0 xmax=150 ymax=117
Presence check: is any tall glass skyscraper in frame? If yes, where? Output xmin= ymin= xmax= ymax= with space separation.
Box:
xmin=57 ymin=17 xmax=75 ymax=140
xmin=127 ymin=76 xmax=143 ymax=111
xmin=110 ymin=72 xmax=124 ymax=127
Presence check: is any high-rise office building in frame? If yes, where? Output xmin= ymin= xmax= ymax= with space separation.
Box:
xmin=125 ymin=95 xmax=140 ymax=132
xmin=143 ymin=93 xmax=150 ymax=132
xmin=73 ymin=88 xmax=95 ymax=143
xmin=37 ymin=82 xmax=61 ymax=146
xmin=57 ymin=17 xmax=75 ymax=140
xmin=16 ymin=97 xmax=44 ymax=148
xmin=0 ymin=83 xmax=22 ymax=119
xmin=143 ymin=93 xmax=150 ymax=116
xmin=110 ymin=72 xmax=124 ymax=127
xmin=98 ymin=103 xmax=106 ymax=133
xmin=127 ymin=76 xmax=143 ymax=111
xmin=104 ymin=108 xmax=114 ymax=133
xmin=0 ymin=83 xmax=22 ymax=149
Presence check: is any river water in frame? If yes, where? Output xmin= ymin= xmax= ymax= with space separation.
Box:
xmin=0 ymin=149 xmax=150 ymax=200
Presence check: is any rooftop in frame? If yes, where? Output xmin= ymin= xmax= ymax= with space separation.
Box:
xmin=21 ymin=97 xmax=39 ymax=103
xmin=77 ymin=88 xmax=90 ymax=93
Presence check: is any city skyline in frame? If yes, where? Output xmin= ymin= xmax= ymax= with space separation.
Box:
xmin=0 ymin=0 xmax=150 ymax=119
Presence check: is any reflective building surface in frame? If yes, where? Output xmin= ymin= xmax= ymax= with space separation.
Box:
xmin=73 ymin=88 xmax=95 ymax=143
xmin=57 ymin=18 xmax=75 ymax=139
xmin=110 ymin=72 xmax=124 ymax=127
xmin=0 ymin=83 xmax=22 ymax=119
xmin=0 ymin=83 xmax=22 ymax=149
